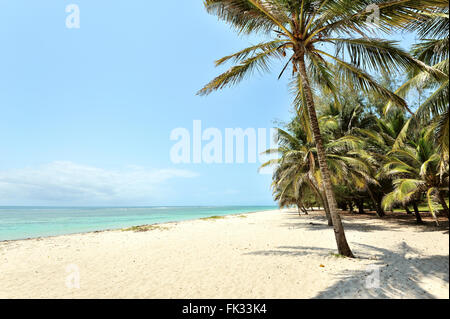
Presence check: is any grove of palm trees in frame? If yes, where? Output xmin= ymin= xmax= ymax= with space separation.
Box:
xmin=199 ymin=0 xmax=449 ymax=257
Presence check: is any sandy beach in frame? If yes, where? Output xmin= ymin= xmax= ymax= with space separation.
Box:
xmin=0 ymin=209 xmax=448 ymax=299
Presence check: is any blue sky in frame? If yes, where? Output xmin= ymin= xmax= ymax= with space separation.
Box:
xmin=0 ymin=1 xmax=416 ymax=206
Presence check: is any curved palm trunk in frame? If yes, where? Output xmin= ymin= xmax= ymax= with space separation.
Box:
xmin=297 ymin=54 xmax=354 ymax=258
xmin=321 ymin=191 xmax=333 ymax=226
xmin=297 ymin=201 xmax=308 ymax=216
xmin=308 ymin=150 xmax=333 ymax=226
xmin=307 ymin=178 xmax=333 ymax=226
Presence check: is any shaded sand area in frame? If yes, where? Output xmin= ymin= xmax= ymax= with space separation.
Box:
xmin=0 ymin=209 xmax=448 ymax=299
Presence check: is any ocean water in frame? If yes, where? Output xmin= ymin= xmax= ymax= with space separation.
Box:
xmin=0 ymin=206 xmax=277 ymax=241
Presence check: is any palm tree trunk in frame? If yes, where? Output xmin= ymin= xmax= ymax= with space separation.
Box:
xmin=322 ymin=193 xmax=333 ymax=226
xmin=317 ymin=188 xmax=333 ymax=226
xmin=357 ymin=200 xmax=365 ymax=214
xmin=413 ymin=202 xmax=423 ymax=224
xmin=405 ymin=206 xmax=412 ymax=215
xmin=307 ymin=178 xmax=333 ymax=226
xmin=302 ymin=207 xmax=309 ymax=215
xmin=438 ymin=191 xmax=449 ymax=219
xmin=349 ymin=202 xmax=354 ymax=214
xmin=297 ymin=54 xmax=354 ymax=258
xmin=367 ymin=186 xmax=385 ymax=217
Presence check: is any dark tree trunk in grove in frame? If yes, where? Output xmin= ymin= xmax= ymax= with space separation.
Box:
xmin=357 ymin=200 xmax=365 ymax=214
xmin=413 ymin=202 xmax=423 ymax=224
xmin=297 ymin=53 xmax=354 ymax=258
xmin=367 ymin=186 xmax=385 ymax=217
xmin=405 ymin=206 xmax=412 ymax=215
xmin=438 ymin=192 xmax=449 ymax=219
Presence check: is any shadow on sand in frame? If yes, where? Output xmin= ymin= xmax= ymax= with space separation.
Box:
xmin=247 ymin=211 xmax=449 ymax=298
xmin=246 ymin=242 xmax=449 ymax=298
xmin=314 ymin=242 xmax=449 ymax=299
xmin=282 ymin=210 xmax=449 ymax=234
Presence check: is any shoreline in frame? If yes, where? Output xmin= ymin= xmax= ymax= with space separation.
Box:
xmin=0 ymin=208 xmax=280 ymax=244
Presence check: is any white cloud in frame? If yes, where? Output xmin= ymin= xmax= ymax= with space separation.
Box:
xmin=0 ymin=161 xmax=198 ymax=205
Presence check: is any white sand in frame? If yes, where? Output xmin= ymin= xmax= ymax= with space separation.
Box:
xmin=0 ymin=209 xmax=448 ymax=299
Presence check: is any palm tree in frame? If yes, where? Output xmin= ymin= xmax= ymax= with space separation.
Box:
xmin=198 ymin=0 xmax=445 ymax=257
xmin=262 ymin=111 xmax=378 ymax=226
xmin=262 ymin=118 xmax=334 ymax=224
xmin=270 ymin=161 xmax=316 ymax=215
xmin=316 ymin=86 xmax=389 ymax=216
xmin=386 ymin=7 xmax=449 ymax=155
xmin=382 ymin=129 xmax=449 ymax=225
xmin=366 ymin=110 xmax=409 ymax=215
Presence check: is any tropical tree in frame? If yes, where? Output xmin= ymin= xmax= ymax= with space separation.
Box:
xmin=261 ymin=116 xmax=334 ymax=224
xmin=262 ymin=110 xmax=379 ymax=226
xmin=381 ymin=129 xmax=449 ymax=225
xmin=386 ymin=7 xmax=449 ymax=156
xmin=270 ymin=162 xmax=317 ymax=215
xmin=316 ymin=84 xmax=388 ymax=216
xmin=198 ymin=0 xmax=446 ymax=257
xmin=363 ymin=109 xmax=410 ymax=214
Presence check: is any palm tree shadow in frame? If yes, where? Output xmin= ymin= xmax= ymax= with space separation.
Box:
xmin=245 ymin=242 xmax=448 ymax=298
xmin=281 ymin=211 xmax=449 ymax=233
xmin=282 ymin=220 xmax=395 ymax=232
xmin=246 ymin=245 xmax=334 ymax=258
xmin=314 ymin=242 xmax=449 ymax=299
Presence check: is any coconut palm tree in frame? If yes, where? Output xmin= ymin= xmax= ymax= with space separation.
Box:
xmin=262 ymin=119 xmax=334 ymax=224
xmin=386 ymin=7 xmax=449 ymax=155
xmin=270 ymin=161 xmax=317 ymax=215
xmin=198 ymin=0 xmax=446 ymax=257
xmin=382 ymin=129 xmax=449 ymax=225
xmin=365 ymin=110 xmax=410 ymax=214
xmin=316 ymin=86 xmax=390 ymax=216
xmin=262 ymin=112 xmax=378 ymax=226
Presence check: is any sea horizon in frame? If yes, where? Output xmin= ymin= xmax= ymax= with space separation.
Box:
xmin=0 ymin=205 xmax=278 ymax=241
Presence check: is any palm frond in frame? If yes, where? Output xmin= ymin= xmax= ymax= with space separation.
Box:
xmin=198 ymin=45 xmax=284 ymax=95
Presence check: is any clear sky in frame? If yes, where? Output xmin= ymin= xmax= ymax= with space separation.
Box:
xmin=0 ymin=1 xmax=416 ymax=206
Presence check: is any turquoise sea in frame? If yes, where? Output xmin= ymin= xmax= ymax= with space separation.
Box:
xmin=0 ymin=206 xmax=277 ymax=241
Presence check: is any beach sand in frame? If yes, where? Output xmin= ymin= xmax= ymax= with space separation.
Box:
xmin=0 ymin=209 xmax=448 ymax=299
